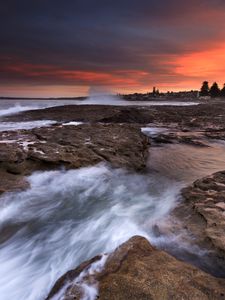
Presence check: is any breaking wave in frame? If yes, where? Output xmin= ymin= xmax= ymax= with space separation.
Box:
xmin=0 ymin=120 xmax=57 ymax=131
xmin=0 ymin=104 xmax=41 ymax=117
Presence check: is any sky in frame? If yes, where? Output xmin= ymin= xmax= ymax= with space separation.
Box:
xmin=1 ymin=0 xmax=225 ymax=97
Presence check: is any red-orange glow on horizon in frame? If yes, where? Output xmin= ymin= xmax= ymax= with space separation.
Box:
xmin=1 ymin=42 xmax=225 ymax=97
xmin=174 ymin=43 xmax=225 ymax=87
xmin=2 ymin=62 xmax=149 ymax=87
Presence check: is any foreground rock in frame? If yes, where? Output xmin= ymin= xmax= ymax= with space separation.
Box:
xmin=163 ymin=171 xmax=225 ymax=277
xmin=0 ymin=123 xmax=149 ymax=193
xmin=46 ymin=236 xmax=225 ymax=300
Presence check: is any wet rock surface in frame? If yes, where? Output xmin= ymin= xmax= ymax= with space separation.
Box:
xmin=0 ymin=169 xmax=28 ymax=194
xmin=3 ymin=100 xmax=225 ymax=130
xmin=148 ymin=131 xmax=209 ymax=147
xmin=1 ymin=101 xmax=225 ymax=299
xmin=205 ymin=129 xmax=225 ymax=140
xmin=4 ymin=101 xmax=225 ymax=149
xmin=47 ymin=236 xmax=225 ymax=300
xmin=0 ymin=123 xmax=149 ymax=193
xmin=170 ymin=171 xmax=225 ymax=270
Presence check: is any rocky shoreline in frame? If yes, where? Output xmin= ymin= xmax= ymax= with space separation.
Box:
xmin=174 ymin=171 xmax=225 ymax=266
xmin=0 ymin=123 xmax=149 ymax=194
xmin=1 ymin=100 xmax=225 ymax=299
xmin=3 ymin=100 xmax=225 ymax=130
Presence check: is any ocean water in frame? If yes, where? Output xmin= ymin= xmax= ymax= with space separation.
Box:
xmin=0 ymin=97 xmax=223 ymax=300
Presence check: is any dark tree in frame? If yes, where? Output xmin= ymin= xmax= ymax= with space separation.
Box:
xmin=209 ymin=82 xmax=220 ymax=98
xmin=221 ymin=84 xmax=225 ymax=98
xmin=200 ymin=81 xmax=209 ymax=96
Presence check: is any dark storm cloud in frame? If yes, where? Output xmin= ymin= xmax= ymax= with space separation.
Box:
xmin=1 ymin=0 xmax=225 ymax=93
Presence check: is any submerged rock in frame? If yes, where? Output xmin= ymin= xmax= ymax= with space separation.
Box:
xmin=46 ymin=236 xmax=225 ymax=300
xmin=150 ymin=132 xmax=209 ymax=147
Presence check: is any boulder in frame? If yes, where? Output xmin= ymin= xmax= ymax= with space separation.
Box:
xmin=0 ymin=123 xmax=150 ymax=194
xmin=46 ymin=236 xmax=225 ymax=300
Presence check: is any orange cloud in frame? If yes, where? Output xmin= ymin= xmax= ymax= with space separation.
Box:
xmin=174 ymin=43 xmax=225 ymax=88
xmin=2 ymin=62 xmax=149 ymax=88
xmin=2 ymin=42 xmax=225 ymax=97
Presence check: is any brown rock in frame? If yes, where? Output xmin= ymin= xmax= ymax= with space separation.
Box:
xmin=0 ymin=169 xmax=29 ymax=193
xmin=46 ymin=236 xmax=225 ymax=300
xmin=0 ymin=123 xmax=150 ymax=194
xmin=4 ymin=101 xmax=225 ymax=131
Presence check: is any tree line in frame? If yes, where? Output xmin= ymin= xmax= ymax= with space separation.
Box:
xmin=200 ymin=81 xmax=225 ymax=98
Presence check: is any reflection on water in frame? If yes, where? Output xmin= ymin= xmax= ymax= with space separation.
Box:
xmin=148 ymin=142 xmax=225 ymax=183
xmin=148 ymin=141 xmax=225 ymax=277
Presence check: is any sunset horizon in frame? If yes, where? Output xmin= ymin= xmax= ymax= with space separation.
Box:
xmin=1 ymin=0 xmax=225 ymax=98
xmin=1 ymin=2 xmax=225 ymax=299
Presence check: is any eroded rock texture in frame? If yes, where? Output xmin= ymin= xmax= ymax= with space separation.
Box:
xmin=0 ymin=124 xmax=149 ymax=193
xmin=47 ymin=236 xmax=225 ymax=300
